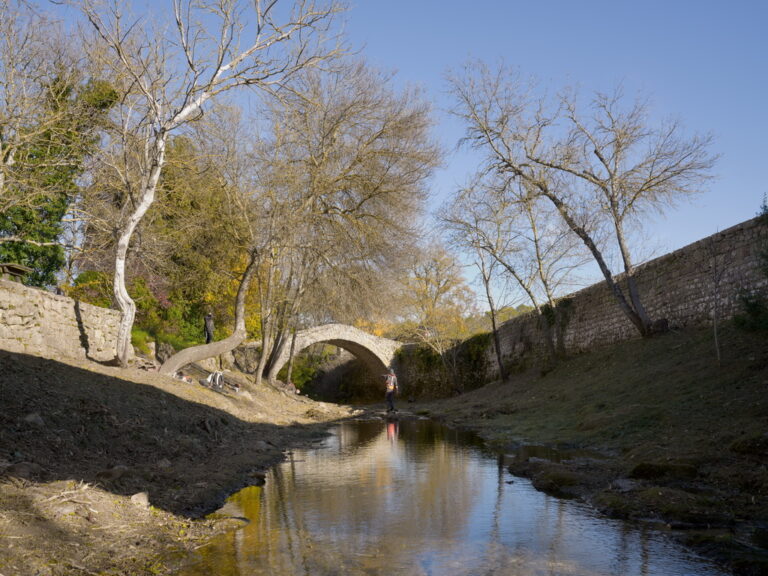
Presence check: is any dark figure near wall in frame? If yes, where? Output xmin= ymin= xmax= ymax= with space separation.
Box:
xmin=204 ymin=313 xmax=215 ymax=344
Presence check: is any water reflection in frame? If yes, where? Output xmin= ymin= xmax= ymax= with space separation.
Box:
xmin=177 ymin=419 xmax=729 ymax=576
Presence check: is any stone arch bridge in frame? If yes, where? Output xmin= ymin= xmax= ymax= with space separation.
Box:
xmin=266 ymin=324 xmax=402 ymax=383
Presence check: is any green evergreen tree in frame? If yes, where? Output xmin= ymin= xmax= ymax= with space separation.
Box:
xmin=0 ymin=77 xmax=116 ymax=287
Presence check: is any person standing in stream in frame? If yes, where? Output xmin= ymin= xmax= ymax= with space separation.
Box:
xmin=384 ymin=368 xmax=399 ymax=413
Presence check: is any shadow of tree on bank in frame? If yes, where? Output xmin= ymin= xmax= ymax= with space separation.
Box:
xmin=0 ymin=350 xmax=337 ymax=519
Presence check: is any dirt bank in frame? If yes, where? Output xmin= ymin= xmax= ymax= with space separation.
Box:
xmin=2 ymin=323 xmax=767 ymax=575
xmin=419 ymin=323 xmax=768 ymax=576
xmin=0 ymin=350 xmax=356 ymax=576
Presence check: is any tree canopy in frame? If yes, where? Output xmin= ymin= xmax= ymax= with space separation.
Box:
xmin=1 ymin=1 xmax=721 ymax=383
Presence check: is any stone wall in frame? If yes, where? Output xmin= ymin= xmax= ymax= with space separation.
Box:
xmin=1 ymin=216 xmax=765 ymax=381
xmin=492 ymin=216 xmax=768 ymax=376
xmin=0 ymin=280 xmax=120 ymax=363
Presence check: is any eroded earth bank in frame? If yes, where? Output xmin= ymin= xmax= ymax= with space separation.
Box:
xmin=0 ymin=351 xmax=355 ymax=575
xmin=1 ymin=323 xmax=767 ymax=575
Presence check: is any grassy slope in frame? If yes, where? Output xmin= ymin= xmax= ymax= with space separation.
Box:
xmin=421 ymin=323 xmax=768 ymax=575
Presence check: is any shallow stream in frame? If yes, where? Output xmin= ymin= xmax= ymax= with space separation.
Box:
xmin=175 ymin=418 xmax=730 ymax=576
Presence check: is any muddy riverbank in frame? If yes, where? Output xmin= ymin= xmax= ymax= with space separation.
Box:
xmin=0 ymin=350 xmax=356 ymax=576
xmin=1 ymin=322 xmax=766 ymax=575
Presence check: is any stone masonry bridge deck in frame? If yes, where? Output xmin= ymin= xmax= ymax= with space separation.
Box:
xmin=266 ymin=323 xmax=402 ymax=383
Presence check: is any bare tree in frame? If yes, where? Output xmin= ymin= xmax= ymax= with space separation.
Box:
xmin=473 ymin=246 xmax=507 ymax=380
xmin=448 ymin=62 xmax=716 ymax=337
xmin=440 ymin=184 xmax=518 ymax=378
xmin=76 ymin=0 xmax=343 ymax=365
xmin=441 ymin=173 xmax=588 ymax=362
xmin=397 ymin=241 xmax=478 ymax=387
xmin=164 ymin=60 xmax=439 ymax=382
xmin=253 ymin=61 xmax=439 ymax=383
xmin=155 ymin=103 xmax=303 ymax=378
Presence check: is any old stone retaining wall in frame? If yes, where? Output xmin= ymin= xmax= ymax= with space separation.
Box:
xmin=491 ymin=216 xmax=768 ymax=376
xmin=0 ymin=279 xmax=120 ymax=363
xmin=1 ymin=216 xmax=765 ymax=383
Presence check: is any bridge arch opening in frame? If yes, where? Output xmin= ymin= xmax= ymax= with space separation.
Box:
xmin=266 ymin=324 xmax=401 ymax=401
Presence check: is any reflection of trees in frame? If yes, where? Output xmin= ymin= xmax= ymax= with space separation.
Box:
xmin=179 ymin=421 xmax=727 ymax=576
xmin=177 ymin=486 xmax=263 ymax=576
xmin=179 ymin=420 xmax=483 ymax=574
xmin=275 ymin=420 xmax=481 ymax=556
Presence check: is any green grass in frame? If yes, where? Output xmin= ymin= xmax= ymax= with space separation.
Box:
xmin=430 ymin=323 xmax=768 ymax=459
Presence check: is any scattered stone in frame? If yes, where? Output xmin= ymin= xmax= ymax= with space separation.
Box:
xmin=232 ymin=344 xmax=261 ymax=374
xmin=157 ymin=458 xmax=172 ymax=469
xmin=53 ymin=503 xmax=78 ymax=516
xmin=130 ymin=492 xmax=150 ymax=509
xmin=611 ymin=478 xmax=639 ymax=493
xmin=249 ymin=470 xmax=267 ymax=486
xmin=4 ymin=461 xmax=45 ymax=479
xmin=155 ymin=342 xmax=176 ymax=363
xmin=134 ymin=357 xmax=159 ymax=371
xmin=23 ymin=412 xmax=45 ymax=427
xmin=96 ymin=464 xmax=129 ymax=482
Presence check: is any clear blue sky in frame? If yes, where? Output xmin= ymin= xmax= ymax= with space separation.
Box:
xmin=344 ymin=0 xmax=767 ymax=256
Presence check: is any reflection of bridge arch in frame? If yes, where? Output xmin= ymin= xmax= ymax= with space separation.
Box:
xmin=267 ymin=324 xmax=402 ymax=383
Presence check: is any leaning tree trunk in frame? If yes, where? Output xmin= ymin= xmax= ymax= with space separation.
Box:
xmin=159 ymin=250 xmax=259 ymax=376
xmin=264 ymin=328 xmax=288 ymax=384
xmin=615 ymin=219 xmax=652 ymax=336
xmin=285 ymin=329 xmax=298 ymax=383
xmin=481 ymin=266 xmax=507 ymax=381
xmin=489 ymin=309 xmax=507 ymax=382
xmin=113 ymin=232 xmax=138 ymax=366
xmin=264 ymin=269 xmax=307 ymax=384
xmin=253 ymin=310 xmax=275 ymax=387
xmin=113 ymin=138 xmax=165 ymax=365
xmin=539 ymin=188 xmax=649 ymax=336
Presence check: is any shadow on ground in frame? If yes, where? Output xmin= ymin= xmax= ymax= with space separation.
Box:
xmin=0 ymin=350 xmax=347 ymax=517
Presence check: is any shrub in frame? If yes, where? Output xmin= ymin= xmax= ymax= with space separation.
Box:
xmin=734 ymin=291 xmax=768 ymax=332
xmin=65 ymin=270 xmax=113 ymax=308
xmin=735 ymin=196 xmax=768 ymax=332
xmin=131 ymin=328 xmax=152 ymax=356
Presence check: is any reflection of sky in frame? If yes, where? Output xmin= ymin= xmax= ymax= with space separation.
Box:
xmin=179 ymin=420 xmax=730 ymax=576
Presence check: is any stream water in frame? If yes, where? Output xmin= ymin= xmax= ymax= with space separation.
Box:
xmin=175 ymin=418 xmax=731 ymax=576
